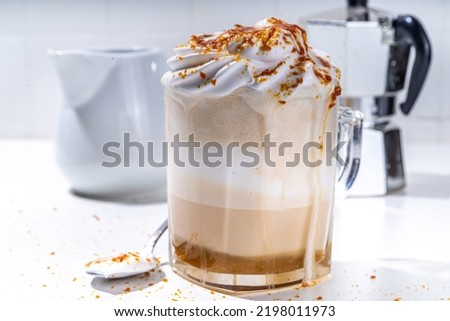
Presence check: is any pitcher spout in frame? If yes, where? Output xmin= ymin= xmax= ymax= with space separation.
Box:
xmin=48 ymin=48 xmax=115 ymax=109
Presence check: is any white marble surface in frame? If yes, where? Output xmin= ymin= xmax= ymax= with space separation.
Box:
xmin=1 ymin=140 xmax=449 ymax=302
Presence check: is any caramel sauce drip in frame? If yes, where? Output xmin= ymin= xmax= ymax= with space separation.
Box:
xmin=328 ymin=85 xmax=342 ymax=109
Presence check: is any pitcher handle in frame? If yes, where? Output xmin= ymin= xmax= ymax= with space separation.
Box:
xmin=335 ymin=107 xmax=364 ymax=199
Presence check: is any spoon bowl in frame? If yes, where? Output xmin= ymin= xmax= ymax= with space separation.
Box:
xmin=85 ymin=219 xmax=168 ymax=279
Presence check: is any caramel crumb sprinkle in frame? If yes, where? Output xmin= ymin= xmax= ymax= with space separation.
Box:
xmin=176 ymin=18 xmax=339 ymax=107
xmin=162 ymin=278 xmax=168 ymax=282
xmin=95 ymin=295 xmax=100 ymax=299
xmin=72 ymin=277 xmax=77 ymax=282
xmin=111 ymin=252 xmax=140 ymax=263
xmin=315 ymin=296 xmax=323 ymax=301
xmin=49 ymin=251 xmax=55 ymax=256
xmin=301 ymin=281 xmax=320 ymax=288
xmin=394 ymin=297 xmax=401 ymax=301
xmin=124 ymin=287 xmax=131 ymax=293
xmin=370 ymin=275 xmax=377 ymax=280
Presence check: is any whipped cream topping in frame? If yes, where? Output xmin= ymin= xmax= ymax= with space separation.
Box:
xmin=162 ymin=17 xmax=340 ymax=105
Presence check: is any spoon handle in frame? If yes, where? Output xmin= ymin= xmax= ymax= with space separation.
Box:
xmin=141 ymin=219 xmax=168 ymax=258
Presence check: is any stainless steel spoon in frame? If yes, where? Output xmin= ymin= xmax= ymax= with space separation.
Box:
xmin=85 ymin=219 xmax=168 ymax=279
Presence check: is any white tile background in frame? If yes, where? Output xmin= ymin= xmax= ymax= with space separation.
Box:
xmin=0 ymin=0 xmax=448 ymax=142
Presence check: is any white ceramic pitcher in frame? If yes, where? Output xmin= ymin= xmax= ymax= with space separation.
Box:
xmin=48 ymin=47 xmax=167 ymax=200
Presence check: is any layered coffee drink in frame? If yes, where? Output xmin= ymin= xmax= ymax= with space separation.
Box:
xmin=162 ymin=18 xmax=342 ymax=291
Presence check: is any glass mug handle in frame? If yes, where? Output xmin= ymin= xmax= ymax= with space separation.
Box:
xmin=335 ymin=106 xmax=364 ymax=199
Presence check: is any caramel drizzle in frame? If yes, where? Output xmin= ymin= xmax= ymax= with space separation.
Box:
xmin=182 ymin=18 xmax=338 ymax=106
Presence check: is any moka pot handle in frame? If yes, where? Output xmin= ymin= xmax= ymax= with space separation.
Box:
xmin=394 ymin=15 xmax=432 ymax=115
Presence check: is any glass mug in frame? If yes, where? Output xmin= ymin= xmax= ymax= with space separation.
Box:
xmin=163 ymin=88 xmax=363 ymax=292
